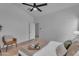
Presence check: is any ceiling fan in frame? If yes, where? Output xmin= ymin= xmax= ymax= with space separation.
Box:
xmin=22 ymin=3 xmax=47 ymax=12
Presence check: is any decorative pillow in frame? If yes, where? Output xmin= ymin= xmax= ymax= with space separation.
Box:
xmin=64 ymin=40 xmax=72 ymax=50
xmin=56 ymin=44 xmax=67 ymax=56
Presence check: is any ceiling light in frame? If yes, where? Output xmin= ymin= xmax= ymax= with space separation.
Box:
xmin=33 ymin=8 xmax=37 ymax=11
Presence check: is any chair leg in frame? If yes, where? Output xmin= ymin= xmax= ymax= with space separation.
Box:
xmin=6 ymin=45 xmax=8 ymax=52
xmin=3 ymin=45 xmax=4 ymax=49
xmin=16 ymin=43 xmax=17 ymax=47
xmin=3 ymin=45 xmax=5 ymax=51
xmin=0 ymin=49 xmax=2 ymax=56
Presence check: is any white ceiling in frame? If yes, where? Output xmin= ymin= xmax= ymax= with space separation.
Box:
xmin=0 ymin=3 xmax=79 ymax=18
xmin=15 ymin=3 xmax=79 ymax=17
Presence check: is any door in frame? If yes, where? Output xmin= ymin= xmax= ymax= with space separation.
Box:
xmin=29 ymin=23 xmax=35 ymax=40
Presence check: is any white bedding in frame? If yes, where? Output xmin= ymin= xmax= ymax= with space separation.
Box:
xmin=18 ymin=40 xmax=79 ymax=56
xmin=33 ymin=41 xmax=61 ymax=56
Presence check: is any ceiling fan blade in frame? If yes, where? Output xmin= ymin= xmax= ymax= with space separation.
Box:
xmin=36 ymin=7 xmax=42 ymax=12
xmin=36 ymin=3 xmax=47 ymax=7
xmin=22 ymin=3 xmax=33 ymax=7
xmin=30 ymin=8 xmax=33 ymax=11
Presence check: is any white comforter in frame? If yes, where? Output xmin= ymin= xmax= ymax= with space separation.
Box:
xmin=18 ymin=41 xmax=79 ymax=56
xmin=33 ymin=41 xmax=61 ymax=56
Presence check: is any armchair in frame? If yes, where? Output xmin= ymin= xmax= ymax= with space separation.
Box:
xmin=2 ymin=35 xmax=17 ymax=52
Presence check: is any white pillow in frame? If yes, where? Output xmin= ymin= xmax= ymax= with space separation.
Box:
xmin=56 ymin=44 xmax=67 ymax=56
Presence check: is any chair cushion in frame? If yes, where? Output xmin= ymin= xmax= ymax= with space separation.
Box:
xmin=6 ymin=40 xmax=16 ymax=45
xmin=64 ymin=40 xmax=72 ymax=50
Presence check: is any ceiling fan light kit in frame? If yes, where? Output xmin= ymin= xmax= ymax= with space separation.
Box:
xmin=22 ymin=3 xmax=47 ymax=12
xmin=33 ymin=8 xmax=37 ymax=11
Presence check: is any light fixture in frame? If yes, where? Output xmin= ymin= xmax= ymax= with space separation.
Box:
xmin=33 ymin=8 xmax=37 ymax=11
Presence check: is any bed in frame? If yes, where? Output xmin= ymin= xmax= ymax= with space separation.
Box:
xmin=18 ymin=41 xmax=61 ymax=56
xmin=18 ymin=40 xmax=79 ymax=56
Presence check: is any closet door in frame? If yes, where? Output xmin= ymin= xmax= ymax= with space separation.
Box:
xmin=35 ymin=23 xmax=39 ymax=39
xmin=29 ymin=23 xmax=35 ymax=40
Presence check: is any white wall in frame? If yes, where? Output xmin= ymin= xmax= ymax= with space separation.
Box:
xmin=35 ymin=10 xmax=78 ymax=42
xmin=0 ymin=4 xmax=34 ymax=43
xmin=0 ymin=3 xmax=78 ymax=43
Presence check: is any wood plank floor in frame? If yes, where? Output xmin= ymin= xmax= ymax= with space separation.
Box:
xmin=0 ymin=39 xmax=49 ymax=56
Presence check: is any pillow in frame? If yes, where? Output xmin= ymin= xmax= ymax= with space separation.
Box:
xmin=64 ymin=40 xmax=72 ymax=50
xmin=72 ymin=37 xmax=79 ymax=43
xmin=56 ymin=44 xmax=67 ymax=56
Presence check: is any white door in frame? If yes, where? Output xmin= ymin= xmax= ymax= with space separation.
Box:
xmin=29 ymin=23 xmax=35 ymax=40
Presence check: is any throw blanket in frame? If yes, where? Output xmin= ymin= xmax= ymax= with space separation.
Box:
xmin=66 ymin=41 xmax=79 ymax=56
